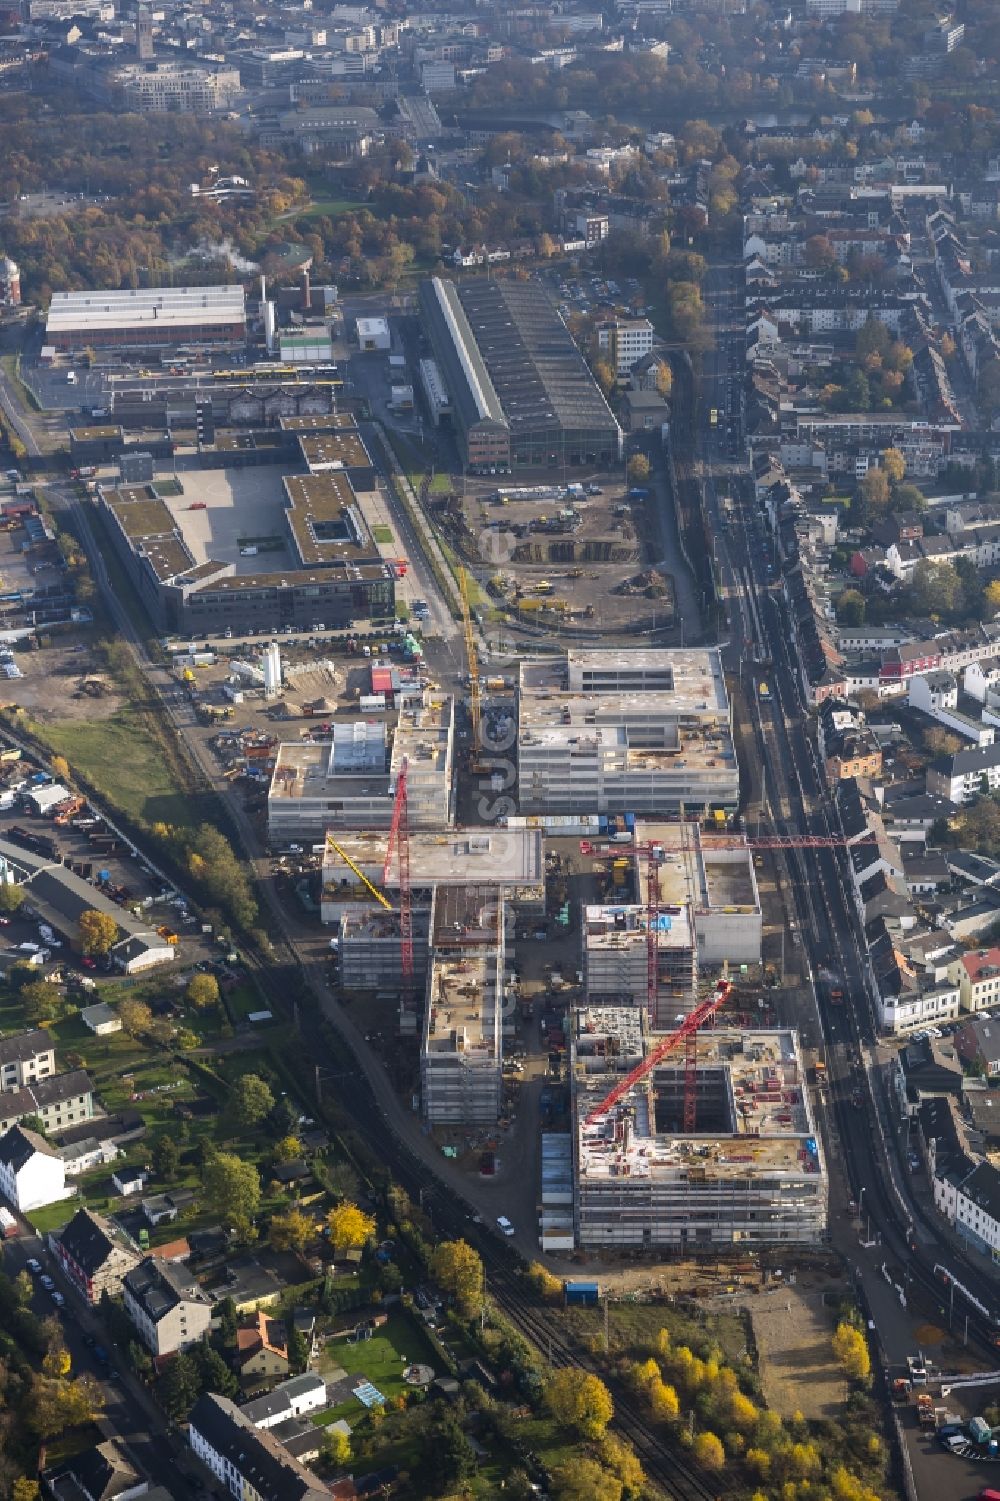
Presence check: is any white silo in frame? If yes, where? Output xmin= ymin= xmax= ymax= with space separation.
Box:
xmin=262 ymin=642 xmax=282 ymax=700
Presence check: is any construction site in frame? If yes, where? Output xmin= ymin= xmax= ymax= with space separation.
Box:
xmin=560 ymin=995 xmax=828 ymax=1251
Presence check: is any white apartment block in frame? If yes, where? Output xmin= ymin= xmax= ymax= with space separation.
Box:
xmin=598 ymin=318 xmax=655 ymax=378
xmin=123 ymin=1257 xmax=213 ymax=1356
xmin=0 ymin=1125 xmax=68 ymax=1213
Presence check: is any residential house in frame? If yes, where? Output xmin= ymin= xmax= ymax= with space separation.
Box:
xmin=891 ymin=1035 xmax=964 ymax=1118
xmin=0 ymin=1029 xmax=55 ymax=1092
xmin=80 ymin=1003 xmax=122 ymax=1036
xmin=954 ymin=1159 xmax=1000 ymax=1262
xmin=927 ymin=743 xmax=1000 ymax=804
xmin=236 ymin=1310 xmax=290 ymax=1386
xmin=917 ymin=1094 xmax=978 ymax=1224
xmin=188 ymin=1392 xmax=328 ymax=1501
xmin=0 ymin=1070 xmax=95 ymax=1135
xmin=52 ymin=1207 xmax=140 ymax=1304
xmin=949 ymin=947 xmax=1000 ymax=1013
xmin=123 ymin=1256 xmax=213 ymax=1356
xmin=0 ymin=1123 xmax=68 ymax=1212
xmin=955 ymin=1015 xmax=1000 ymax=1078
xmin=240 ymin=1373 xmax=329 ymax=1432
xmin=43 ymin=1438 xmax=148 ymax=1501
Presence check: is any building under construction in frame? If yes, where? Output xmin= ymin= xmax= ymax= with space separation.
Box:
xmin=421 ymin=885 xmax=506 ymax=1126
xmin=583 ymin=822 xmax=762 ymax=1022
xmin=570 ymin=1006 xmax=827 ymax=1250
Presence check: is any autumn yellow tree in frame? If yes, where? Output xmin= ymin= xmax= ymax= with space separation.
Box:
xmin=648 ymin=1377 xmax=680 ymax=1423
xmin=78 ymin=908 xmax=119 ymax=956
xmin=525 ymin=1261 xmax=563 ymax=1302
xmin=50 ymin=757 xmax=70 ymax=785
xmin=429 ymin=1239 xmax=484 ymax=1316
xmin=628 ymin=454 xmax=651 ymax=483
xmin=832 ymin=1320 xmax=871 ymax=1382
xmin=545 ymin=1367 xmax=614 ymax=1439
xmin=692 ymin=1431 xmax=726 ymax=1470
xmin=270 ymin=1207 xmax=313 ymax=1253
xmin=985 ymin=579 xmax=1000 ymax=615
xmin=325 ymin=1202 xmax=376 ymax=1255
xmin=598 ymin=1435 xmax=645 ymax=1499
xmin=881 ymin=447 xmax=906 ymax=484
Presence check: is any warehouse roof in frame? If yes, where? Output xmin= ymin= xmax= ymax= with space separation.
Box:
xmin=46 ymin=286 xmax=246 ymax=336
xmin=456 ymin=277 xmax=620 ymax=435
xmin=420 ymin=278 xmax=506 ymax=428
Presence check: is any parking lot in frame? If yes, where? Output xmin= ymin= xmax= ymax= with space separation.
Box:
xmin=0 ymin=795 xmax=208 ymax=981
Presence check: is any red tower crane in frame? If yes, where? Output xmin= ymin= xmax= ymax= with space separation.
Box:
xmin=584 ymin=977 xmax=735 ymax=1127
xmin=383 ymin=757 xmax=415 ymax=1016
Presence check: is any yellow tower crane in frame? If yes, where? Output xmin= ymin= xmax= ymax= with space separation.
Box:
xmin=458 ymin=566 xmax=486 ymax=772
xmin=324 ymin=833 xmax=392 ymax=910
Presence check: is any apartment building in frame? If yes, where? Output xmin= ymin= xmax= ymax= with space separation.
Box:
xmin=112 ymin=61 xmax=241 ymax=113
xmin=949 ymin=947 xmax=1000 ymax=1013
xmin=517 ymin=650 xmax=738 ymax=815
xmin=0 ymin=1030 xmax=55 ymax=1092
xmin=953 ymin=1161 xmax=1000 ymax=1262
xmin=598 ymin=317 xmax=655 ymax=378
xmin=0 ymin=1071 xmax=94 ymax=1136
xmin=927 ymin=743 xmax=1000 ymax=804
xmin=53 ymin=1208 xmax=140 ymax=1304
xmin=123 ymin=1256 xmax=213 ymax=1356
xmin=188 ymin=1393 xmax=328 ymax=1501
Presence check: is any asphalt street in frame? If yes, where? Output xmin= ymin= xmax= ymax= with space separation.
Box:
xmin=699 ymin=257 xmax=1000 ymax=1501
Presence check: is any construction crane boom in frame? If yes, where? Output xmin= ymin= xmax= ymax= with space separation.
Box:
xmin=584 ymin=979 xmax=735 ymax=1126
xmin=458 ymin=566 xmax=482 ymax=752
xmin=580 ymin=834 xmax=876 ymax=857
xmin=325 ymin=835 xmax=392 ymax=910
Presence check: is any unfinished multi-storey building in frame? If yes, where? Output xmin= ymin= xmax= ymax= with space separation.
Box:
xmin=583 ymin=824 xmax=762 ymax=1020
xmin=571 ymin=1007 xmax=827 ymax=1250
xmin=268 ymin=690 xmax=454 ymax=843
xmin=517 ymin=649 xmax=739 ymax=816
xmin=320 ymin=826 xmax=545 ymax=1126
xmin=421 ymin=886 xmax=505 ymax=1126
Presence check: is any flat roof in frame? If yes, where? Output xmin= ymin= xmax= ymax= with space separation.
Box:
xmin=574 ymin=1010 xmax=823 ymax=1181
xmin=585 ymin=903 xmax=693 ymax=951
xmin=47 ymin=285 xmax=245 ymax=335
xmin=521 ymin=649 xmax=731 ymax=718
xmin=279 ymin=414 xmax=359 ymax=433
xmin=298 ymin=431 xmax=372 ymax=472
xmin=322 ymin=826 xmax=544 ymax=890
xmin=282 ymin=472 xmax=376 ymax=569
xmin=425 ymin=887 xmax=503 ymax=1057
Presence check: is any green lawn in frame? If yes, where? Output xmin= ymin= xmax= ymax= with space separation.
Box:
xmin=372 ymin=524 xmax=394 ymax=545
xmin=315 ymin=1312 xmax=439 ymax=1421
xmin=30 ymin=709 xmax=194 ymax=830
xmin=296 ymin=197 xmax=364 ymax=220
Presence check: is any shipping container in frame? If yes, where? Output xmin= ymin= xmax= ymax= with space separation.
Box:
xmin=564 ymin=1280 xmax=600 ymax=1306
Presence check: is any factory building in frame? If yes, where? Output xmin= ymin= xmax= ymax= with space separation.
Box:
xmin=46 ymin=286 xmax=246 ymax=352
xmin=518 ymin=649 xmax=739 ymax=815
xmin=268 ymin=692 xmax=454 ymax=844
xmin=572 ymin=1008 xmax=827 ymax=1249
xmin=418 ymin=276 xmax=621 ymax=473
xmin=421 ymin=886 xmax=505 ymax=1126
